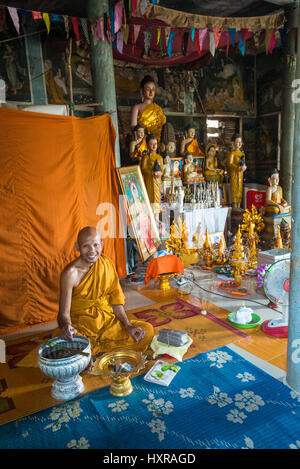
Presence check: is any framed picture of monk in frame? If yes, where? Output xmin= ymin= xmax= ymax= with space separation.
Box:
xmin=117 ymin=165 xmax=161 ymax=262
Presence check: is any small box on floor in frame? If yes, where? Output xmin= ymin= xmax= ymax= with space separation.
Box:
xmin=257 ymin=248 xmax=290 ymax=267
xmin=158 ymin=329 xmax=189 ymax=347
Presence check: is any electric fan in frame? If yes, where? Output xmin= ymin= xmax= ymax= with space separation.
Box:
xmin=261 ymin=259 xmax=290 ymax=338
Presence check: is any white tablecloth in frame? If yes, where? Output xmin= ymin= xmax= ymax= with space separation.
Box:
xmin=183 ymin=207 xmax=228 ymax=246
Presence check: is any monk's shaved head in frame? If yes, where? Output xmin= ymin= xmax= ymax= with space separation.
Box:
xmin=77 ymin=226 xmax=101 ymax=246
xmin=75 ymin=226 xmax=103 ymax=265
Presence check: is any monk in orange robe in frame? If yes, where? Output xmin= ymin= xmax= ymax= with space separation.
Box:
xmin=58 ymin=226 xmax=154 ymax=371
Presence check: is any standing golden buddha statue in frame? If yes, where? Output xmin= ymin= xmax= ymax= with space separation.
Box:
xmin=226 ymin=133 xmax=247 ymax=209
xmin=141 ymin=135 xmax=164 ymax=216
xmin=130 ymin=75 xmax=166 ymax=143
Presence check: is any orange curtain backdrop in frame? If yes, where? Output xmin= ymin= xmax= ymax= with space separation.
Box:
xmin=0 ymin=108 xmax=126 ymax=334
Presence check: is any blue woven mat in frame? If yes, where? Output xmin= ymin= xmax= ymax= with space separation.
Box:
xmin=1 ymin=346 xmax=300 ymax=449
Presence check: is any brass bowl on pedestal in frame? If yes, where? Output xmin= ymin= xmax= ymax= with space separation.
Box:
xmin=97 ymin=350 xmax=147 ymax=397
xmin=158 ymin=272 xmax=176 ymax=290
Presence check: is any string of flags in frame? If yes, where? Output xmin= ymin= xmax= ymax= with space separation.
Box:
xmin=0 ymin=1 xmax=289 ymax=58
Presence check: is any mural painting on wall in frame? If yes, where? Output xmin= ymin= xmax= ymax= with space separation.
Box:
xmin=200 ymin=54 xmax=255 ymax=115
xmin=0 ymin=38 xmax=32 ymax=103
xmin=243 ymin=117 xmax=257 ymax=181
xmin=256 ymin=115 xmax=279 ymax=184
xmin=115 ymin=67 xmax=205 ymax=114
xmin=42 ymin=38 xmax=94 ymax=106
xmin=257 ymin=116 xmax=278 ymax=162
xmin=256 ymin=49 xmax=283 ymax=115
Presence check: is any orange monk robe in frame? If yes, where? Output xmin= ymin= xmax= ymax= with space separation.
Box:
xmin=137 ymin=102 xmax=166 ymax=142
xmin=70 ymin=255 xmax=154 ymax=355
xmin=186 ymin=139 xmax=204 ymax=157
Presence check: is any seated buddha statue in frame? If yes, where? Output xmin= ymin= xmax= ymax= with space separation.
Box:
xmin=180 ymin=125 xmax=204 ymax=158
xmin=204 ymin=142 xmax=224 ymax=183
xmin=183 ymin=153 xmax=199 ymax=183
xmin=265 ymin=169 xmax=291 ymax=215
xmin=129 ymin=124 xmax=147 ymax=162
xmin=130 ymin=75 xmax=166 ymax=142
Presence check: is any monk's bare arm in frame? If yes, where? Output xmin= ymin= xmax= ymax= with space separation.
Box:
xmin=112 ymin=304 xmax=145 ymax=343
xmin=57 ymin=269 xmax=78 ymax=341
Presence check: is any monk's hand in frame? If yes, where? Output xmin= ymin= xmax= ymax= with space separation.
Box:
xmin=60 ymin=324 xmax=77 ymax=342
xmin=127 ymin=325 xmax=145 ymax=343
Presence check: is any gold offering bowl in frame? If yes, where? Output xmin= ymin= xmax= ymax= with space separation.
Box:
xmin=158 ymin=272 xmax=177 ymax=290
xmin=179 ymin=250 xmax=199 ymax=268
xmin=97 ymin=350 xmax=147 ymax=397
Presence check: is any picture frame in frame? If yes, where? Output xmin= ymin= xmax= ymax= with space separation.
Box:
xmin=117 ymin=165 xmax=160 ymax=262
xmin=0 ymin=37 xmax=33 ymax=104
xmin=170 ymin=157 xmax=184 ymax=179
xmin=218 ymin=183 xmax=227 ymax=206
xmin=193 ymin=157 xmax=204 ymax=175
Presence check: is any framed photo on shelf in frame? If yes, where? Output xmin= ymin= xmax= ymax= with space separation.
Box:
xmin=170 ymin=157 xmax=184 ymax=179
xmin=116 ymin=165 xmax=160 ymax=262
xmin=193 ymin=157 xmax=204 ymax=175
xmin=218 ymin=183 xmax=227 ymax=206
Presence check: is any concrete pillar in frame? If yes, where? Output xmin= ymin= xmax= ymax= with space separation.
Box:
xmin=280 ymin=5 xmax=298 ymax=203
xmin=286 ymin=0 xmax=300 ymax=393
xmin=87 ymin=0 xmax=120 ymax=167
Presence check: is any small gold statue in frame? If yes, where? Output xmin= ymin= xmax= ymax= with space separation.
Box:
xmin=226 ymin=133 xmax=247 ymax=209
xmin=141 ymin=134 xmax=164 ymax=216
xmin=247 ymin=234 xmax=258 ymax=270
xmin=180 ymin=124 xmax=204 ymax=158
xmin=129 ymin=124 xmax=147 ymax=163
xmin=230 ymin=226 xmax=247 ymax=285
xmin=275 ymin=226 xmax=283 ymax=248
xmin=165 ymin=216 xmax=189 ymax=255
xmin=241 ymin=204 xmax=265 ymax=245
xmin=200 ymin=228 xmax=214 ymax=267
xmin=214 ymin=236 xmax=228 ymax=265
xmin=204 ymin=142 xmax=224 ymax=183
xmin=265 ymin=169 xmax=291 ymax=215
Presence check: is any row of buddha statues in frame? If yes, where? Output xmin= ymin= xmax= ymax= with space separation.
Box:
xmin=128 ymin=74 xmax=291 ymax=216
